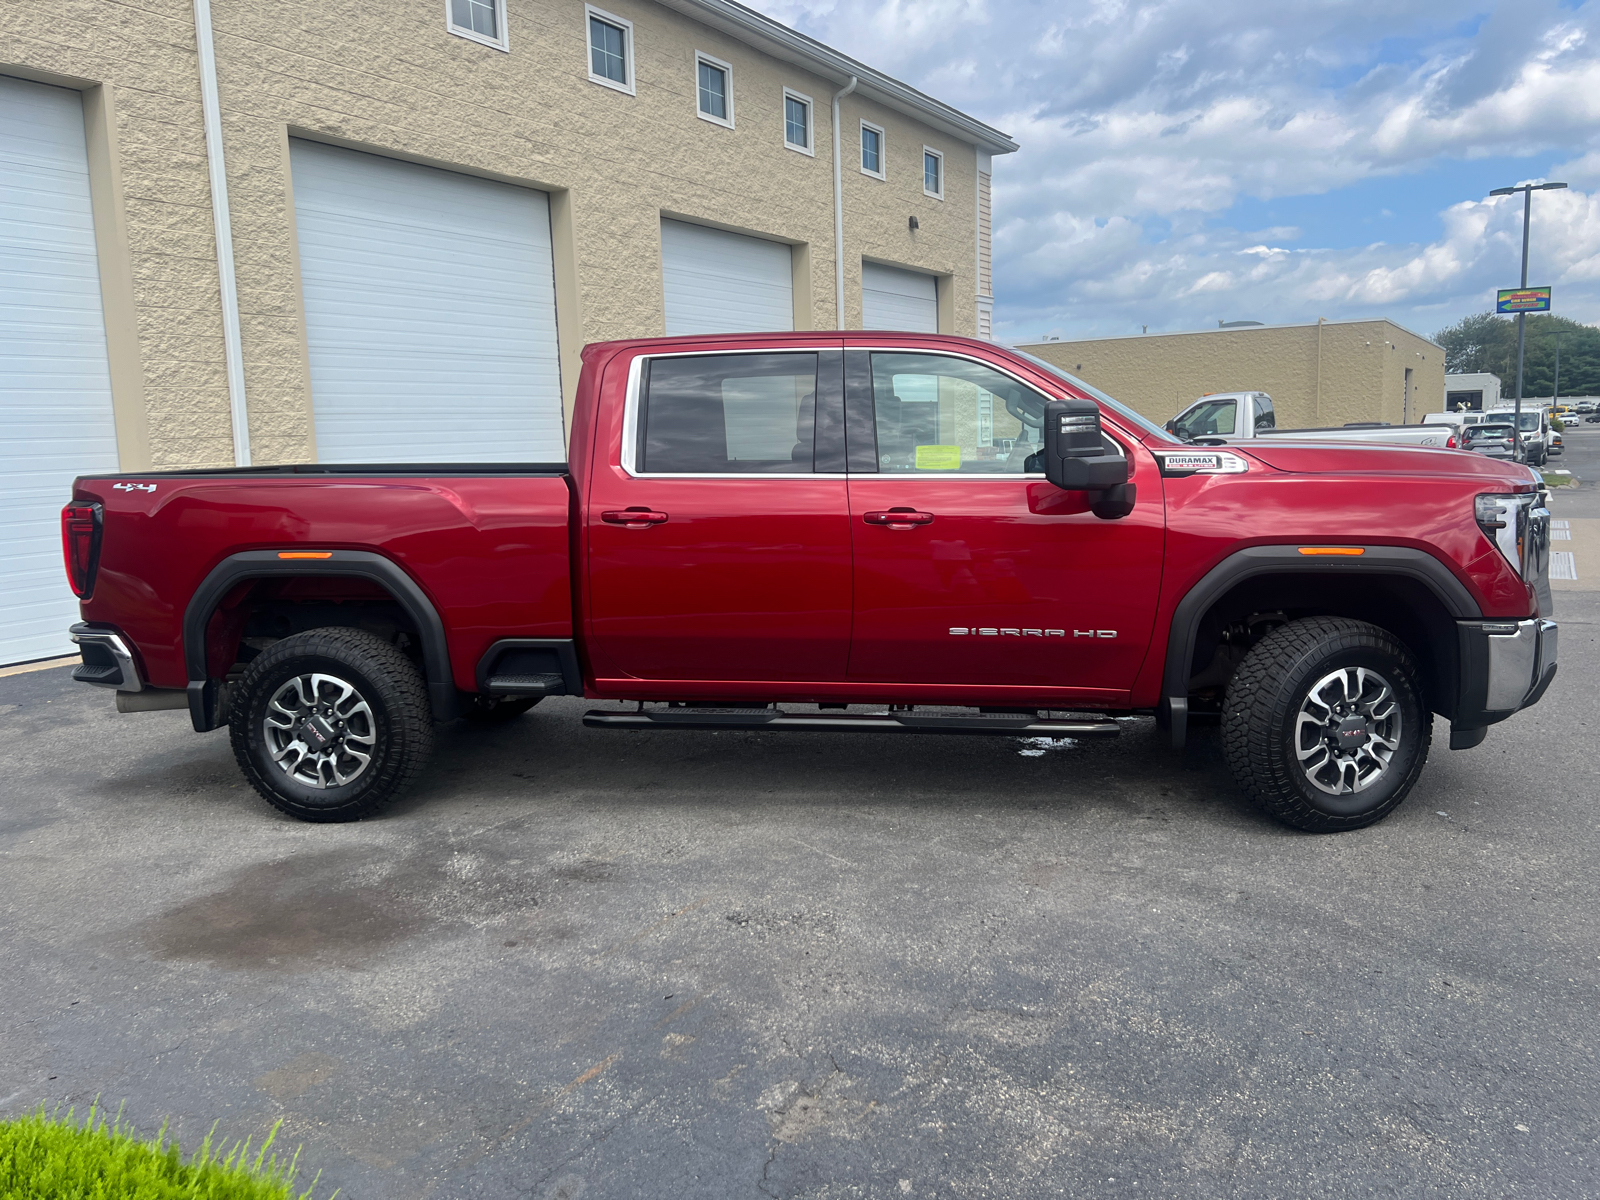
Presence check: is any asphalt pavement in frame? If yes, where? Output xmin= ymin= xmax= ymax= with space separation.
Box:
xmin=3 ymin=473 xmax=1598 ymax=1198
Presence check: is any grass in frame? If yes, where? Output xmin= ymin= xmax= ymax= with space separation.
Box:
xmin=1541 ymin=471 xmax=1577 ymax=487
xmin=0 ymin=1103 xmax=332 ymax=1199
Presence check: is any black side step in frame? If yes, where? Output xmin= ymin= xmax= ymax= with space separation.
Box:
xmin=484 ymin=673 xmax=565 ymax=696
xmin=583 ymin=709 xmax=1121 ymax=737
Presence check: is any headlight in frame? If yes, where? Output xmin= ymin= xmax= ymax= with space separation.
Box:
xmin=1476 ymin=493 xmax=1540 ymax=579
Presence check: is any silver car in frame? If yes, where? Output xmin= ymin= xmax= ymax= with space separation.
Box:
xmin=1464 ymin=422 xmax=1519 ymax=460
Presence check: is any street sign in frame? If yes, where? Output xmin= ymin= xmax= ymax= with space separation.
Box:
xmin=1497 ymin=287 xmax=1551 ymax=313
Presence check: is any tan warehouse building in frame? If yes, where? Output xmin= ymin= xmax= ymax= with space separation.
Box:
xmin=0 ymin=0 xmax=1015 ymax=663
xmin=1017 ymin=319 xmax=1445 ymax=430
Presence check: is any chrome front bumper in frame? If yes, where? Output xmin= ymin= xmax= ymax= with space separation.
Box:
xmin=1452 ymin=617 xmax=1557 ymax=747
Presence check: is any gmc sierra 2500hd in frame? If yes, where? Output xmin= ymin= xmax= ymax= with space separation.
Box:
xmin=63 ymin=332 xmax=1557 ymax=832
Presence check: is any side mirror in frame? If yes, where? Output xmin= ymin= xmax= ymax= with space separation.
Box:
xmin=1041 ymin=399 xmax=1135 ymax=519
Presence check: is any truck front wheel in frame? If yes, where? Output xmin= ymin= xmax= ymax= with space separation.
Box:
xmin=230 ymin=627 xmax=435 ymax=822
xmin=1222 ymin=617 xmax=1430 ymax=832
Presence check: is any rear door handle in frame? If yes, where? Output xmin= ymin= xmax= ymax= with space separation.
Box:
xmin=863 ymin=508 xmax=934 ymax=527
xmin=602 ymin=507 xmax=669 ymax=526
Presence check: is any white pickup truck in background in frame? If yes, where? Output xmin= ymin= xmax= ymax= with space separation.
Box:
xmin=1167 ymin=391 xmax=1459 ymax=449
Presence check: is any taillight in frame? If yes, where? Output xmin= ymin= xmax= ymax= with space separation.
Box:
xmin=1446 ymin=435 xmax=1458 ymax=448
xmin=61 ymin=502 xmax=103 ymax=598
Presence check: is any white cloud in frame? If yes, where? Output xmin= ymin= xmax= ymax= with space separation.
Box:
xmin=749 ymin=0 xmax=1600 ymax=338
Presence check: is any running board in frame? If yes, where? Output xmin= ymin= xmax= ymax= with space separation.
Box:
xmin=583 ymin=709 xmax=1121 ymax=737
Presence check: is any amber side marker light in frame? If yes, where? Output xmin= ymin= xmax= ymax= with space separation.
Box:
xmin=1298 ymin=546 xmax=1364 ymax=556
xmin=278 ymin=551 xmax=333 ymax=559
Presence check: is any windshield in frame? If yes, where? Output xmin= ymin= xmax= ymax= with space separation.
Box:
xmin=1008 ymin=349 xmax=1177 ymax=441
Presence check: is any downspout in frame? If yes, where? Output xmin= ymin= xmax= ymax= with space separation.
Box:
xmin=194 ymin=0 xmax=250 ymax=465
xmin=831 ymin=75 xmax=858 ymax=329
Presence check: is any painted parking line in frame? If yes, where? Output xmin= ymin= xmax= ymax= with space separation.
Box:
xmin=1552 ymin=551 xmax=1578 ymax=581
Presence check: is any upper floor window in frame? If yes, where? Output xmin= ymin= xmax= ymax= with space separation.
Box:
xmin=923 ymin=148 xmax=943 ymax=199
xmin=783 ymin=89 xmax=814 ymax=155
xmin=696 ymin=53 xmax=733 ymax=127
xmin=860 ymin=122 xmax=884 ymax=179
xmin=638 ymin=353 xmax=818 ymax=474
xmin=586 ymin=6 xmax=633 ymax=93
xmin=448 ymin=0 xmax=508 ymax=51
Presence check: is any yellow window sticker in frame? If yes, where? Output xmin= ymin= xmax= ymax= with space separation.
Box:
xmin=915 ymin=445 xmax=962 ymax=470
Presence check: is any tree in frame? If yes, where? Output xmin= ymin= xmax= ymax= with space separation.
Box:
xmin=1432 ymin=313 xmax=1600 ymax=398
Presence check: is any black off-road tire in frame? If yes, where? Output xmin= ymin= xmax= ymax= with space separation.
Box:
xmin=230 ymin=627 xmax=434 ymax=823
xmin=461 ymin=695 xmax=541 ymax=724
xmin=1223 ymin=617 xmax=1430 ymax=833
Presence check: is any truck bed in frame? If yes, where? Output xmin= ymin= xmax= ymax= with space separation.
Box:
xmin=72 ymin=463 xmax=574 ymax=694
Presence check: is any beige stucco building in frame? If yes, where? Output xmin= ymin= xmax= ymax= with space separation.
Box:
xmin=0 ymin=0 xmax=1014 ymax=469
xmin=0 ymin=0 xmax=1016 ymax=664
xmin=1016 ymin=319 xmax=1445 ymax=430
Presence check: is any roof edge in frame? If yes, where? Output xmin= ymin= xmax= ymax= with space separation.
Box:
xmin=657 ymin=0 xmax=1019 ymax=155
xmin=1015 ymin=317 xmax=1443 ymax=351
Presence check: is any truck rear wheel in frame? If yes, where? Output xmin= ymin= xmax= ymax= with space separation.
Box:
xmin=1223 ymin=617 xmax=1430 ymax=832
xmin=230 ymin=627 xmax=434 ymax=823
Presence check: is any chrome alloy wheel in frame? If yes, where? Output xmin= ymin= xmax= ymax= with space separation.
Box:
xmin=1293 ymin=666 xmax=1403 ymax=796
xmin=263 ymin=672 xmax=376 ymax=789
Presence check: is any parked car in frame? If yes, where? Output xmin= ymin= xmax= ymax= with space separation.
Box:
xmin=1168 ymin=392 xmax=1457 ymax=448
xmin=1574 ymin=400 xmax=1597 ymax=414
xmin=1464 ymin=421 xmax=1520 ymax=459
xmin=1484 ymin=408 xmax=1552 ymax=465
xmin=64 ymin=333 xmax=1556 ymax=834
xmin=1550 ymin=432 xmax=1563 ymax=457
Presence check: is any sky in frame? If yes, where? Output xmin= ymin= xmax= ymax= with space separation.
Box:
xmin=748 ymin=0 xmax=1600 ymax=344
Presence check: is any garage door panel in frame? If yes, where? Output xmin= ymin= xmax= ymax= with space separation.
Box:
xmin=290 ymin=140 xmax=564 ymax=464
xmin=0 ymin=75 xmax=120 ymax=665
xmin=862 ymin=262 xmax=938 ymax=334
xmin=661 ymin=219 xmax=793 ymax=335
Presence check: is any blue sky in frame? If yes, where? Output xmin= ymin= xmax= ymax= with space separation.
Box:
xmin=750 ymin=0 xmax=1600 ymax=343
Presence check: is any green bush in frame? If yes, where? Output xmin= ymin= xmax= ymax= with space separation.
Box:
xmin=0 ymin=1103 xmax=331 ymax=1199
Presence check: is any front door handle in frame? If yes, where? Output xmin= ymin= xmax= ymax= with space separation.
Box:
xmin=863 ymin=508 xmax=934 ymax=528
xmin=602 ymin=507 xmax=669 ymax=526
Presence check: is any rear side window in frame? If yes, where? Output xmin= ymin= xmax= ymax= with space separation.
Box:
xmin=640 ymin=353 xmax=817 ymax=473
xmin=1253 ymin=394 xmax=1275 ymax=430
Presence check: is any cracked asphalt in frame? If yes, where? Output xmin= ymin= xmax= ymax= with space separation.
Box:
xmin=2 ymin=596 xmax=1598 ymax=1197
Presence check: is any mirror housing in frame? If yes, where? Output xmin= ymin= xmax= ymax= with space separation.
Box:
xmin=1042 ymin=399 xmax=1133 ymax=498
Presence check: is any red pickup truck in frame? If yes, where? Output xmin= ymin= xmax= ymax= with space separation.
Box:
xmin=63 ymin=332 xmax=1557 ymax=832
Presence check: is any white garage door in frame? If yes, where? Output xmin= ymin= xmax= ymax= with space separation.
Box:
xmin=289 ymin=140 xmax=564 ymax=463
xmin=862 ymin=262 xmax=939 ymax=333
xmin=0 ymin=77 xmax=120 ymax=666
xmin=661 ymin=219 xmax=793 ymax=335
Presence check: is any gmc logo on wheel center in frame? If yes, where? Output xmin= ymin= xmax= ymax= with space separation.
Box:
xmin=949 ymin=628 xmax=1117 ymax=638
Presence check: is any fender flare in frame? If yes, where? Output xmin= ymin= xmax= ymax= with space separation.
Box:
xmin=184 ymin=549 xmax=456 ymax=730
xmin=1160 ymin=545 xmax=1482 ymax=749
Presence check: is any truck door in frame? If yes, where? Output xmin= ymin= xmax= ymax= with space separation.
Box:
xmin=844 ymin=349 xmax=1164 ymax=699
xmin=585 ymin=347 xmax=852 ymax=684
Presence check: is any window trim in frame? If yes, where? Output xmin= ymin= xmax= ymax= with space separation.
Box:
xmin=859 ymin=120 xmax=886 ymax=180
xmin=585 ymin=4 xmax=635 ymax=95
xmin=621 ymin=348 xmax=843 ymax=478
xmin=782 ymin=87 xmax=815 ymax=156
xmin=445 ymin=0 xmax=509 ymax=52
xmin=922 ymin=146 xmax=944 ymax=200
xmin=694 ymin=51 xmax=735 ymax=128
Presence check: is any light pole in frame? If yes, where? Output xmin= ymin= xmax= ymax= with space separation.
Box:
xmin=1551 ymin=329 xmax=1563 ymax=405
xmin=1489 ymin=180 xmax=1567 ymax=461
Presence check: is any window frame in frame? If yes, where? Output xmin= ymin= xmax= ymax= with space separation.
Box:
xmin=782 ymin=87 xmax=815 ymax=156
xmin=621 ymin=348 xmax=843 ymax=478
xmin=922 ymin=146 xmax=944 ymax=200
xmin=860 ymin=120 xmax=885 ymax=180
xmin=445 ymin=0 xmax=509 ymax=52
xmin=585 ymin=5 xmax=635 ymax=95
xmin=694 ymin=51 xmax=735 ymax=128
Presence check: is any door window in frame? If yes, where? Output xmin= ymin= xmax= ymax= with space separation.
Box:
xmin=867 ymin=353 xmax=1049 ymax=474
xmin=639 ymin=353 xmax=817 ymax=473
xmin=1171 ymin=397 xmax=1237 ymax=440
